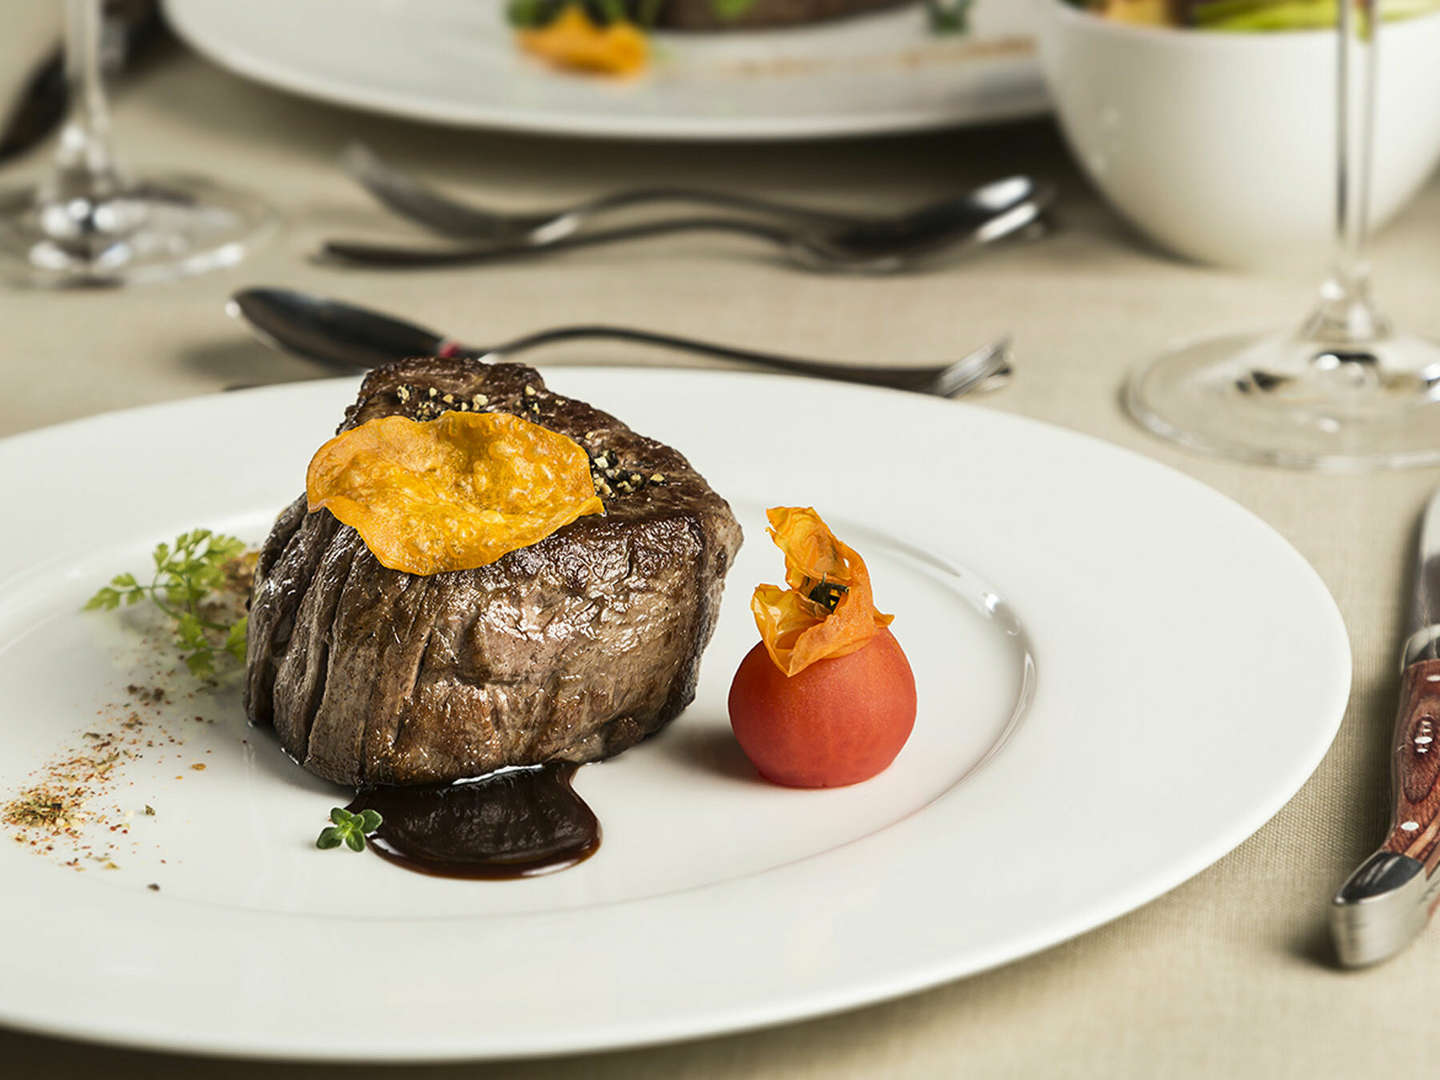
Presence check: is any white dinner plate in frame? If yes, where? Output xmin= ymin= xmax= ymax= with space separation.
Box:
xmin=162 ymin=0 xmax=1047 ymax=140
xmin=0 ymin=371 xmax=1348 ymax=1061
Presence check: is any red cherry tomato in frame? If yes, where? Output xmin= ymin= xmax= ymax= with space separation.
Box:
xmin=727 ymin=629 xmax=916 ymax=788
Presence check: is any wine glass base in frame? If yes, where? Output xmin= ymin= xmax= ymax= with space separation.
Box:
xmin=0 ymin=173 xmax=274 ymax=288
xmin=1126 ymin=330 xmax=1440 ymax=472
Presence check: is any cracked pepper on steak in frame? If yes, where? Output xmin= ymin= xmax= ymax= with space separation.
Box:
xmin=244 ymin=357 xmax=742 ymax=787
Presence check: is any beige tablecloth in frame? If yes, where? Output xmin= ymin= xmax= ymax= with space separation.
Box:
xmin=3 ymin=15 xmax=1440 ymax=1079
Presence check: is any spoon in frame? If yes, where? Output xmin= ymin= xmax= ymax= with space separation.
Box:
xmin=320 ymin=176 xmax=1053 ymax=273
xmin=343 ymin=142 xmax=1038 ymax=245
xmin=228 ymin=287 xmax=1013 ymax=398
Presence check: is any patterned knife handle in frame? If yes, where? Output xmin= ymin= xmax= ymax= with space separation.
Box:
xmin=1331 ymin=658 xmax=1440 ymax=968
xmin=1382 ymin=659 xmax=1440 ymax=867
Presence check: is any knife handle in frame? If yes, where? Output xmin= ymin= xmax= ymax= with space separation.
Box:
xmin=1381 ymin=658 xmax=1440 ymax=868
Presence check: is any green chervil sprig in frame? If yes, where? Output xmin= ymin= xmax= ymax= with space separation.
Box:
xmin=85 ymin=528 xmax=250 ymax=679
xmin=317 ymin=808 xmax=383 ymax=852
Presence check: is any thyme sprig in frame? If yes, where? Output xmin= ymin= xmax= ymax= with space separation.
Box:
xmin=86 ymin=528 xmax=251 ymax=679
xmin=317 ymin=807 xmax=383 ymax=852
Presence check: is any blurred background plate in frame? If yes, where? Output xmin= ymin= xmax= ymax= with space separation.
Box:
xmin=162 ymin=0 xmax=1046 ymax=141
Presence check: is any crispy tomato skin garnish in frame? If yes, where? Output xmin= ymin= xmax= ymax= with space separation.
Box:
xmin=749 ymin=507 xmax=893 ymax=677
xmin=732 ymin=509 xmax=915 ymax=787
xmin=306 ymin=411 xmax=603 ymax=576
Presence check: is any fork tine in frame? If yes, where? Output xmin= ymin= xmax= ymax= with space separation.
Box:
xmin=934 ymin=338 xmax=1013 ymax=398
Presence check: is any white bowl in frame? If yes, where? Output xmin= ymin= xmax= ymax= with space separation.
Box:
xmin=1031 ymin=1 xmax=1440 ymax=269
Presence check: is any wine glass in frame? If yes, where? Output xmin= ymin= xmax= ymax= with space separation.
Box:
xmin=1126 ymin=1 xmax=1440 ymax=471
xmin=0 ymin=0 xmax=273 ymax=287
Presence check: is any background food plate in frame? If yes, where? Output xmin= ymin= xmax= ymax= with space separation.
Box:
xmin=162 ymin=0 xmax=1046 ymax=140
xmin=0 ymin=371 xmax=1348 ymax=1061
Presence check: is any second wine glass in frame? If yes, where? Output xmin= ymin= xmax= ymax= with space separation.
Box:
xmin=1126 ymin=0 xmax=1440 ymax=471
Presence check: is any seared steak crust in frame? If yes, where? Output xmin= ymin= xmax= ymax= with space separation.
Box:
xmin=660 ymin=0 xmax=913 ymax=29
xmin=245 ymin=358 xmax=742 ymax=786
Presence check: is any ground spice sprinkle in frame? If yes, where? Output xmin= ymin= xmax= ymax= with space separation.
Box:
xmin=3 ymin=683 xmax=194 ymax=871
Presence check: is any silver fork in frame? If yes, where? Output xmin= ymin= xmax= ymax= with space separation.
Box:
xmin=344 ymin=143 xmax=897 ymax=244
xmin=341 ymin=144 xmax=1052 ymax=257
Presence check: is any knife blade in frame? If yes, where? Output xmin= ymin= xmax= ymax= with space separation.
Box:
xmin=1331 ymin=487 xmax=1440 ymax=967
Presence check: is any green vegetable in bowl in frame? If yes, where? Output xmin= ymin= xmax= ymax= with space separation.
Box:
xmin=1065 ymin=0 xmax=1440 ymax=29
xmin=1197 ymin=0 xmax=1440 ymax=30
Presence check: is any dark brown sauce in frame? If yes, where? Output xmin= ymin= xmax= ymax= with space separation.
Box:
xmin=347 ymin=763 xmax=600 ymax=880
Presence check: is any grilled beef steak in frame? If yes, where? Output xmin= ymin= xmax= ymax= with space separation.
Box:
xmin=659 ymin=0 xmax=913 ymax=29
xmin=245 ymin=358 xmax=742 ymax=787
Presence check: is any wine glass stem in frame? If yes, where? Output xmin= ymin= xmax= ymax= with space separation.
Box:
xmin=48 ymin=0 xmax=124 ymax=201
xmin=1307 ymin=0 xmax=1387 ymax=344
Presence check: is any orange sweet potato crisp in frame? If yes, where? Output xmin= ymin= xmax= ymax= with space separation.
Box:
xmin=306 ymin=412 xmax=604 ymax=576
xmin=517 ymin=5 xmax=649 ymax=77
xmin=751 ymin=507 xmax=894 ymax=677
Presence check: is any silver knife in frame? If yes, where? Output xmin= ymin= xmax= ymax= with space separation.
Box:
xmin=1331 ymin=486 xmax=1440 ymax=967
